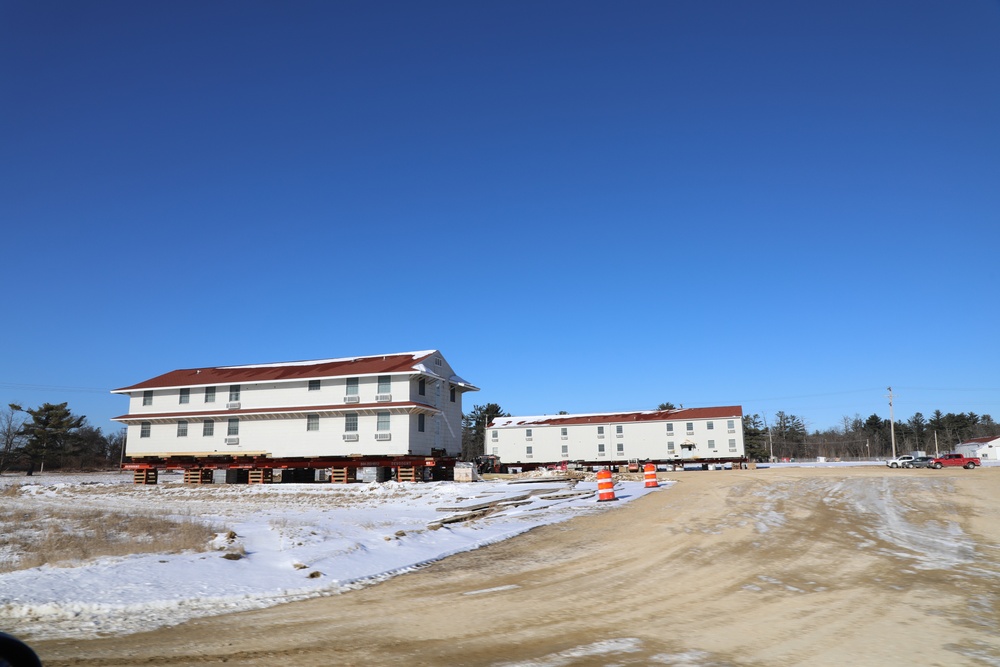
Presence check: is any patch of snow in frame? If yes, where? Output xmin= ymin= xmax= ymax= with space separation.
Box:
xmin=0 ymin=472 xmax=656 ymax=640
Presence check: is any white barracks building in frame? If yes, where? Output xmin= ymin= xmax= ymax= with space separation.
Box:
xmin=488 ymin=406 xmax=745 ymax=467
xmin=112 ymin=350 xmax=477 ymax=463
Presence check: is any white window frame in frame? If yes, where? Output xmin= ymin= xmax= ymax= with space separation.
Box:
xmin=227 ymin=418 xmax=239 ymax=436
xmin=205 ymin=386 xmax=216 ymax=403
xmin=179 ymin=388 xmax=190 ymax=404
xmin=377 ymin=412 xmax=390 ymax=431
xmin=346 ymin=377 xmax=359 ymax=396
xmin=177 ymin=421 xmax=188 ymax=437
xmin=142 ymin=391 xmax=153 ymax=406
xmin=307 ymin=414 xmax=319 ymax=431
xmin=229 ymin=385 xmax=241 ymax=402
xmin=345 ymin=413 xmax=358 ymax=432
xmin=308 ymin=380 xmax=321 ymax=391
xmin=140 ymin=421 xmax=151 ymax=438
xmin=203 ymin=420 xmax=214 ymax=437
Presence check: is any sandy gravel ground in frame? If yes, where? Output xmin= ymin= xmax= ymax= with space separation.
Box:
xmin=35 ymin=466 xmax=1000 ymax=667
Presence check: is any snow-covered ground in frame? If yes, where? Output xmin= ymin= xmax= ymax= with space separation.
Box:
xmin=0 ymin=471 xmax=661 ymax=640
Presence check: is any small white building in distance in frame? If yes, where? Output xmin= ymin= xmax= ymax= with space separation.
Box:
xmin=111 ymin=350 xmax=478 ymax=465
xmin=955 ymin=435 xmax=1000 ymax=461
xmin=487 ymin=406 xmax=745 ymax=468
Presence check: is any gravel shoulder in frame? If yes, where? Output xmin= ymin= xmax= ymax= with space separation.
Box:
xmin=36 ymin=466 xmax=1000 ymax=667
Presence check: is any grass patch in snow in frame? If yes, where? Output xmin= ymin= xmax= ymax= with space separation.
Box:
xmin=0 ymin=502 xmax=222 ymax=572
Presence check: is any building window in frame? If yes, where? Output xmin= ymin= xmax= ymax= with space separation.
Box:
xmin=616 ymin=442 xmax=624 ymax=454
xmin=227 ymin=418 xmax=239 ymax=436
xmin=418 ymin=379 xmax=426 ymax=396
xmin=728 ymin=419 xmax=736 ymax=432
xmin=491 ymin=430 xmax=498 ymax=440
xmin=140 ymin=422 xmax=150 ymax=438
xmin=179 ymin=388 xmax=190 ymax=404
xmin=307 ymin=414 xmax=319 ymax=431
xmin=492 ymin=447 xmax=499 ymax=456
xmin=345 ymin=413 xmax=358 ymax=432
xmin=707 ymin=421 xmax=714 ymax=430
xmin=177 ymin=421 xmax=188 ymax=437
xmin=598 ymin=443 xmax=605 ymax=455
xmin=203 ymin=420 xmax=214 ymax=437
xmin=526 ymin=445 xmax=533 ymax=458
xmin=729 ymin=438 xmax=737 ymax=451
xmin=346 ymin=378 xmax=359 ymax=396
xmin=597 ymin=426 xmax=604 ymax=435
xmin=667 ymin=441 xmax=675 ymax=451
xmin=666 ymin=423 xmax=673 ymax=433
xmin=309 ymin=380 xmax=321 ymax=391
xmin=561 ymin=427 xmax=568 ymax=438
xmin=377 ymin=412 xmax=390 ymax=431
xmin=418 ymin=414 xmax=425 ymax=432
xmin=450 ymin=386 xmax=456 ymax=402
xmin=525 ymin=428 xmax=533 ymax=440
xmin=686 ymin=422 xmax=694 ymax=434
xmin=435 ymin=356 xmax=443 ymax=366
xmin=616 ymin=425 xmax=623 ymax=437
xmin=378 ymin=375 xmax=391 ymax=394
xmin=142 ymin=391 xmax=153 ymax=406
xmin=708 ymin=439 xmax=716 ymax=449
xmin=229 ymin=385 xmax=241 ymax=402
xmin=205 ymin=386 xmax=216 ymax=403
xmin=561 ymin=444 xmax=568 ymax=456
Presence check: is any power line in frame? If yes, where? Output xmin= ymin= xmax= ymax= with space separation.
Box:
xmin=0 ymin=382 xmax=111 ymax=395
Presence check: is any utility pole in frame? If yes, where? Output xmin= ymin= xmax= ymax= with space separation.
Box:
xmin=887 ymin=386 xmax=897 ymax=459
xmin=934 ymin=430 xmax=939 ymax=457
xmin=762 ymin=413 xmax=775 ymax=462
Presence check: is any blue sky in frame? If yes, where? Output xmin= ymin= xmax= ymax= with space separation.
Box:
xmin=2 ymin=0 xmax=998 ymax=435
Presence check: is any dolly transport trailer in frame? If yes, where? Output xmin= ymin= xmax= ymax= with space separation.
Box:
xmin=123 ymin=452 xmax=457 ymax=484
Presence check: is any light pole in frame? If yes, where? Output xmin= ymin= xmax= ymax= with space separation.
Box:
xmin=887 ymin=387 xmax=897 ymax=459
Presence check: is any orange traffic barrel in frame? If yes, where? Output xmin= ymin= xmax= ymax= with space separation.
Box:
xmin=597 ymin=468 xmax=617 ymax=502
xmin=643 ymin=463 xmax=659 ymax=488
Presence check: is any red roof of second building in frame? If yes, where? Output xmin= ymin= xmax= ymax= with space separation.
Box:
xmin=489 ymin=406 xmax=743 ymax=428
xmin=113 ymin=351 xmax=439 ymax=392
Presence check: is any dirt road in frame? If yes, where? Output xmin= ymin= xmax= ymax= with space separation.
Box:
xmin=36 ymin=466 xmax=1000 ymax=666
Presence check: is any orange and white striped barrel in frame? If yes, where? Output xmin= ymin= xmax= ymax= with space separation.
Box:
xmin=643 ymin=463 xmax=659 ymax=488
xmin=597 ymin=468 xmax=617 ymax=502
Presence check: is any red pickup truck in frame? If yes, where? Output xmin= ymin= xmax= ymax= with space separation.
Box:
xmin=929 ymin=453 xmax=981 ymax=469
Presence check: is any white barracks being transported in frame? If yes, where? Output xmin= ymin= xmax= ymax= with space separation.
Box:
xmin=112 ymin=350 xmax=477 ymax=480
xmin=487 ymin=406 xmax=745 ymax=469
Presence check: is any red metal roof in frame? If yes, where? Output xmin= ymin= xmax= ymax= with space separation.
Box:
xmin=113 ymin=351 xmax=440 ymax=392
xmin=489 ymin=406 xmax=743 ymax=428
xmin=959 ymin=436 xmax=1000 ymax=445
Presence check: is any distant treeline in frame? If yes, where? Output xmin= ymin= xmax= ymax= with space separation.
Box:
xmin=2 ymin=402 xmax=125 ymax=474
xmin=743 ymin=410 xmax=998 ymax=461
